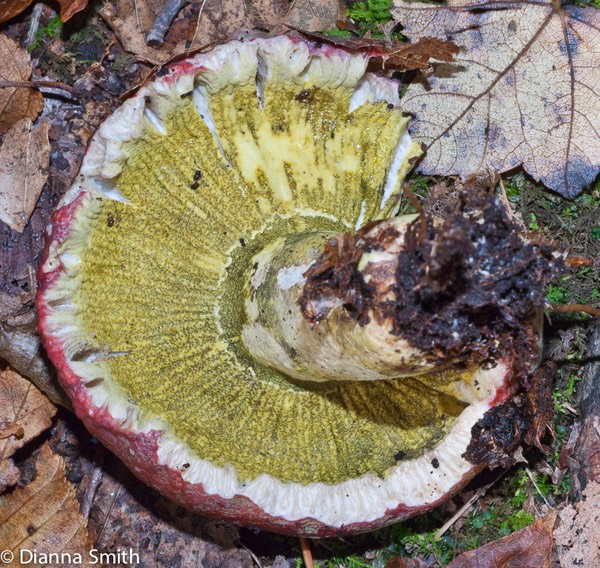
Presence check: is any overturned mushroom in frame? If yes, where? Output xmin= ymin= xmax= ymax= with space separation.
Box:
xmin=37 ymin=36 xmax=557 ymax=536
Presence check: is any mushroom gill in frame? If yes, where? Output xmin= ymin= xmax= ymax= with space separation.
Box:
xmin=37 ymin=35 xmax=543 ymax=536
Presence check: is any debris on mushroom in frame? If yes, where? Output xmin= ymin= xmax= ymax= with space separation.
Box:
xmin=37 ymin=35 xmax=558 ymax=537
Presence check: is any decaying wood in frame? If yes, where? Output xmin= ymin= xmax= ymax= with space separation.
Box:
xmin=570 ymin=322 xmax=600 ymax=500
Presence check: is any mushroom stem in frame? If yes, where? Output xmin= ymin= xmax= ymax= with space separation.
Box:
xmin=243 ymin=192 xmax=556 ymax=384
xmin=242 ymin=216 xmax=438 ymax=382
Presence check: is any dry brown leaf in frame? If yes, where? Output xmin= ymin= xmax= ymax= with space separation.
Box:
xmin=57 ymin=0 xmax=89 ymax=21
xmin=393 ymin=0 xmax=600 ymax=198
xmin=447 ymin=510 xmax=557 ymax=568
xmin=101 ymin=0 xmax=254 ymax=65
xmin=89 ymin=457 xmax=254 ymax=567
xmin=0 ymin=119 xmax=50 ymax=233
xmin=0 ymin=0 xmax=87 ymax=23
xmin=0 ymin=424 xmax=24 ymax=440
xmin=0 ymin=367 xmax=56 ymax=461
xmin=283 ymin=0 xmax=344 ymax=32
xmin=555 ymin=481 xmax=600 ymax=567
xmin=248 ymin=0 xmax=290 ymax=30
xmin=0 ymin=0 xmax=34 ymax=24
xmin=0 ymin=458 xmax=19 ymax=492
xmin=0 ymin=443 xmax=92 ymax=566
xmin=297 ymin=32 xmax=459 ymax=71
xmin=0 ymin=35 xmax=43 ymax=135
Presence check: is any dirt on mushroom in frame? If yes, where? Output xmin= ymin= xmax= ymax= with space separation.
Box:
xmin=301 ymin=191 xmax=563 ymax=373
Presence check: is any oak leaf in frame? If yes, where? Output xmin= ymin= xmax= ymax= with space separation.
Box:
xmin=0 ymin=34 xmax=42 ymax=136
xmin=0 ymin=367 xmax=56 ymax=461
xmin=447 ymin=510 xmax=557 ymax=568
xmin=0 ymin=443 xmax=92 ymax=566
xmin=393 ymin=0 xmax=600 ymax=197
xmin=0 ymin=119 xmax=50 ymax=233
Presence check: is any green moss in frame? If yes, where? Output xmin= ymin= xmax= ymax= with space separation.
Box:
xmin=28 ymin=15 xmax=63 ymax=52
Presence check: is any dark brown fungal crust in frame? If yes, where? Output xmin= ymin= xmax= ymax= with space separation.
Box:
xmin=300 ymin=192 xmax=563 ymax=372
xmin=299 ymin=220 xmax=384 ymax=327
xmin=465 ymin=363 xmax=557 ymax=468
xmin=463 ymin=400 xmax=526 ymax=469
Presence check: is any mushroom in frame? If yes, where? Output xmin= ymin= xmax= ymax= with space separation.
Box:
xmin=37 ymin=35 xmax=552 ymax=537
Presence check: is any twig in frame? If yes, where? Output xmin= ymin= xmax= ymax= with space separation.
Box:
xmin=192 ymin=0 xmax=209 ymax=48
xmin=299 ymin=537 xmax=314 ymax=568
xmin=525 ymin=467 xmax=551 ymax=508
xmin=81 ymin=461 xmax=104 ymax=520
xmin=146 ymin=0 xmax=190 ymax=46
xmin=0 ymin=80 xmax=75 ymax=93
xmin=26 ymin=3 xmax=45 ymax=47
xmin=435 ymin=492 xmax=480 ymax=539
xmin=239 ymin=543 xmax=263 ymax=568
xmin=435 ymin=468 xmax=508 ymax=539
xmin=549 ymin=303 xmax=600 ymax=318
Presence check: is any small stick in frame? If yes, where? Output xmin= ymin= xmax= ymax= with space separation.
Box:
xmin=239 ymin=543 xmax=263 ymax=568
xmin=146 ymin=0 xmax=190 ymax=46
xmin=435 ymin=491 xmax=480 ymax=539
xmin=299 ymin=537 xmax=314 ymax=568
xmin=81 ymin=462 xmax=104 ymax=519
xmin=26 ymin=3 xmax=45 ymax=47
xmin=0 ymin=80 xmax=75 ymax=93
xmin=525 ymin=467 xmax=551 ymax=508
xmin=435 ymin=468 xmax=507 ymax=539
xmin=549 ymin=303 xmax=600 ymax=318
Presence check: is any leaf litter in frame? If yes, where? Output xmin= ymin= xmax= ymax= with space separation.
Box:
xmin=0 ymin=118 xmax=50 ymax=233
xmin=0 ymin=0 xmax=599 ymax=566
xmin=0 ymin=443 xmax=92 ymax=565
xmin=393 ymin=0 xmax=600 ymax=198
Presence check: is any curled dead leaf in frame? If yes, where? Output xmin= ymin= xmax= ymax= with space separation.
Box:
xmin=0 ymin=0 xmax=34 ymax=25
xmin=0 ymin=367 xmax=56 ymax=461
xmin=0 ymin=423 xmax=24 ymax=440
xmin=57 ymin=0 xmax=89 ymax=22
xmin=297 ymin=32 xmax=459 ymax=72
xmin=447 ymin=510 xmax=557 ymax=568
xmin=0 ymin=35 xmax=42 ymax=135
xmin=0 ymin=119 xmax=50 ymax=233
xmin=0 ymin=443 xmax=91 ymax=565
xmin=0 ymin=0 xmax=88 ymax=23
xmin=393 ymin=0 xmax=600 ymax=197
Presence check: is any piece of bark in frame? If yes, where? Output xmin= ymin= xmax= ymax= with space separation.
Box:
xmin=570 ymin=322 xmax=600 ymax=499
xmin=0 ymin=321 xmax=70 ymax=408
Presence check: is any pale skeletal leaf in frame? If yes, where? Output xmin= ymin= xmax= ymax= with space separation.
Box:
xmin=0 ymin=120 xmax=50 ymax=233
xmin=0 ymin=34 xmax=42 ymax=135
xmin=393 ymin=0 xmax=600 ymax=197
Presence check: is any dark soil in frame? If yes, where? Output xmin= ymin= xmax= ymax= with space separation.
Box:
xmin=301 ymin=192 xmax=562 ymax=375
